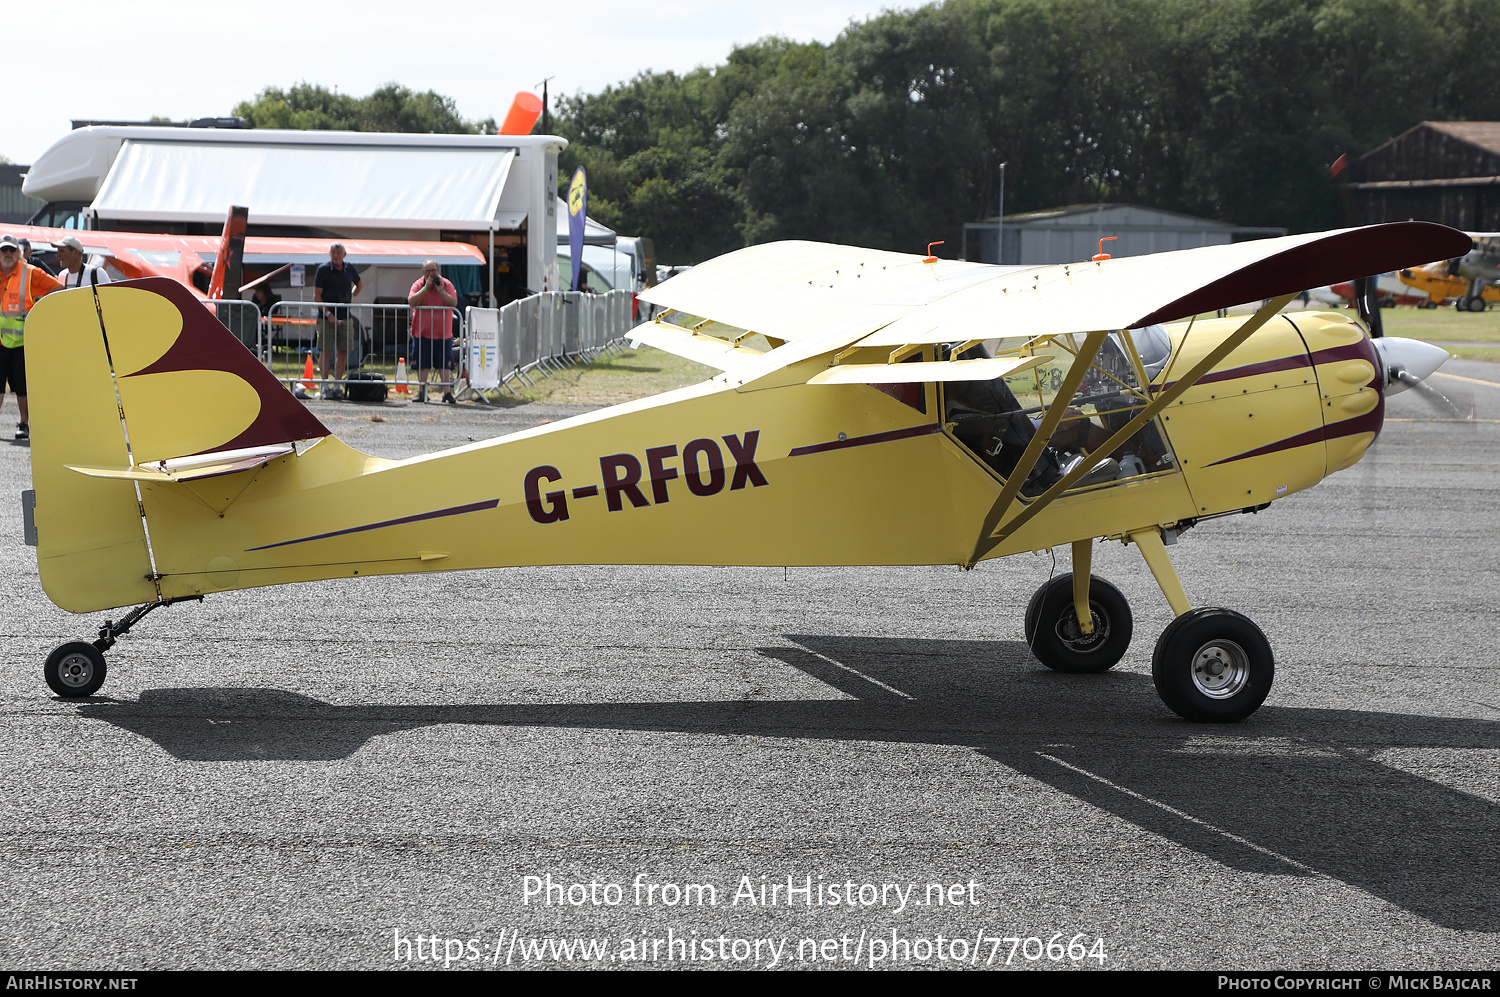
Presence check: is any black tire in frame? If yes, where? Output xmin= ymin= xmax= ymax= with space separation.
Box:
xmin=44 ymin=641 xmax=107 ymax=698
xmin=1470 ymin=297 xmax=1489 ymax=313
xmin=1456 ymin=296 xmax=1471 ymax=312
xmin=1151 ymin=608 xmax=1273 ymax=722
xmin=1024 ymin=573 xmax=1132 ymax=673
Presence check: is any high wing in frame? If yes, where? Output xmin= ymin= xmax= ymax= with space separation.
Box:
xmin=637 ymin=223 xmax=1470 ymax=386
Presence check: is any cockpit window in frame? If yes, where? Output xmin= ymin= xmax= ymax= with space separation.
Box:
xmin=942 ymin=331 xmax=1178 ymax=496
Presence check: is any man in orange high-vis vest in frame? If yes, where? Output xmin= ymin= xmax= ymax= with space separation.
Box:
xmin=0 ymin=234 xmax=62 ymax=440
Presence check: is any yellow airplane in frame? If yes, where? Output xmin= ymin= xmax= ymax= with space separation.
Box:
xmin=24 ymin=221 xmax=1468 ymax=722
xmin=1396 ymin=261 xmax=1500 ymax=309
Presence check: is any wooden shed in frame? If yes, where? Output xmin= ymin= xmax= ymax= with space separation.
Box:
xmin=1346 ymin=121 xmax=1500 ymax=230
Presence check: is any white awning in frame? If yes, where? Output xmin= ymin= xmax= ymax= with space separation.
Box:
xmin=557 ymin=213 xmax=616 ymax=246
xmin=90 ymin=140 xmax=521 ymax=230
xmin=205 ymin=252 xmax=485 ymax=267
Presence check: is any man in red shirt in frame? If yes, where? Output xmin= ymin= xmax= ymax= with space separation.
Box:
xmin=0 ymin=234 xmax=62 ymax=439
xmin=407 ymin=259 xmax=458 ymax=404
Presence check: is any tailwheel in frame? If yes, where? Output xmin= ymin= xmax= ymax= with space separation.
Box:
xmin=1151 ymin=608 xmax=1274 ymax=722
xmin=44 ymin=642 xmax=108 ymax=698
xmin=1024 ymin=573 xmax=1133 ymax=673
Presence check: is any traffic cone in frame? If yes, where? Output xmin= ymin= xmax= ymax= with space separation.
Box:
xmin=395 ymin=356 xmax=410 ymax=396
xmin=300 ymin=353 xmax=317 ymax=392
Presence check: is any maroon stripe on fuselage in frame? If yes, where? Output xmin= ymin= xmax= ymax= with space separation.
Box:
xmin=1204 ymin=332 xmax=1385 ymax=467
xmin=1307 ymin=340 xmax=1379 ymax=368
xmin=244 ymin=498 xmax=500 ymax=551
xmin=1154 ymin=335 xmax=1372 ymax=394
xmin=1205 ymin=407 xmax=1384 ymax=467
xmin=1206 ymin=426 xmax=1325 ymax=466
xmin=788 ymin=423 xmax=940 ymax=457
xmin=1156 ymin=352 xmax=1311 ymax=392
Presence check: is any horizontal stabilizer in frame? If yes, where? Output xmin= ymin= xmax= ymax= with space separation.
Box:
xmin=67 ymin=443 xmax=297 ymax=483
xmin=807 ymin=354 xmax=1050 ymax=385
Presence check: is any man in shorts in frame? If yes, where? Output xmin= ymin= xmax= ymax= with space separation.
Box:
xmin=313 ymin=243 xmax=362 ymax=399
xmin=0 ymin=234 xmax=62 ymax=440
xmin=406 ymin=259 xmax=458 ymax=403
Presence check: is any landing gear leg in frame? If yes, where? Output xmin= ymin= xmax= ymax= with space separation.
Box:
xmin=1023 ymin=541 xmax=1134 ymax=673
xmin=1465 ymin=277 xmax=1488 ymax=313
xmin=1130 ymin=528 xmax=1273 ymax=722
xmin=42 ymin=596 xmax=203 ymax=699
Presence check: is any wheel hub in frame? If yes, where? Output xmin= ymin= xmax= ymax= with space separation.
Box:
xmin=1056 ymin=603 xmax=1109 ymax=652
xmin=1190 ymin=639 xmax=1250 ymax=699
xmin=56 ymin=653 xmax=96 ymax=689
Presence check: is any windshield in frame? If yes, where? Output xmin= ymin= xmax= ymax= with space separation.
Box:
xmin=1124 ymin=325 xmax=1172 ymax=378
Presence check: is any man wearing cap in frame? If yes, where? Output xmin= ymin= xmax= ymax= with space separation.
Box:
xmin=55 ymin=236 xmax=111 ymax=288
xmin=0 ymin=234 xmax=62 ymax=440
xmin=17 ymin=238 xmax=56 ymax=277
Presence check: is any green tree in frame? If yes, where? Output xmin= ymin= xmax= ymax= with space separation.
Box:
xmin=551 ymin=0 xmax=1496 ymax=259
xmin=234 ymin=83 xmax=495 ymax=133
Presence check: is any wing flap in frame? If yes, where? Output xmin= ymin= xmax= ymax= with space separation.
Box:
xmin=807 ymin=355 xmax=1050 ymax=385
xmin=627 ymin=321 xmax=763 ymax=372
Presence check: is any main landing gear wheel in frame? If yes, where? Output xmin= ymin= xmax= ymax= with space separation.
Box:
xmin=44 ymin=642 xmax=107 ymax=698
xmin=1151 ymin=608 xmax=1273 ymax=722
xmin=1024 ymin=573 xmax=1133 ymax=673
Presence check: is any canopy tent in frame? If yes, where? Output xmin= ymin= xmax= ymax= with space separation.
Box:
xmin=556 ymin=212 xmax=616 ymax=246
xmin=89 ymin=140 xmax=523 ymax=230
xmin=556 ymin=245 xmax=634 ymax=291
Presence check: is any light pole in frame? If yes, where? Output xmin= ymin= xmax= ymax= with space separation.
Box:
xmin=996 ymin=161 xmax=1007 ymax=264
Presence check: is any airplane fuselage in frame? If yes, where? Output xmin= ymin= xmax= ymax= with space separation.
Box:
xmin=29 ymin=282 xmax=1386 ymax=614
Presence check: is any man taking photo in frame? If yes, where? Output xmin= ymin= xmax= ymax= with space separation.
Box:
xmin=406 ymin=259 xmax=458 ymax=404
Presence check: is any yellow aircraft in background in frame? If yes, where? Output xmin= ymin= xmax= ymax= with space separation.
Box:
xmin=23 ymin=222 xmax=1469 ymax=722
xmin=1396 ymin=260 xmax=1500 ymax=310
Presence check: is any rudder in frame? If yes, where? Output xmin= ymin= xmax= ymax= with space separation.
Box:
xmin=26 ymin=278 xmax=329 ymax=612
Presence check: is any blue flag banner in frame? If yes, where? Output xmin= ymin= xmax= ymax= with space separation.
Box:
xmin=567 ymin=167 xmax=587 ymax=292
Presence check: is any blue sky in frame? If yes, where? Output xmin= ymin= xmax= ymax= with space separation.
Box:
xmin=9 ymin=0 xmax=901 ymax=164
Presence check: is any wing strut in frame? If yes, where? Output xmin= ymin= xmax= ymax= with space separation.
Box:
xmin=965 ymin=331 xmax=1110 ymax=563
xmin=967 ymin=293 xmax=1298 ymax=564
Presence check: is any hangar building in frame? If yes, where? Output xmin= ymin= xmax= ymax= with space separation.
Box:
xmin=963 ymin=203 xmax=1284 ymax=266
xmin=1342 ymin=121 xmax=1500 ymax=230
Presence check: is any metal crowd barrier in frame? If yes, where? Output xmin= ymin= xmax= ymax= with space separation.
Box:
xmin=212 ymin=299 xmax=263 ymax=352
xmin=262 ymin=301 xmax=465 ymax=395
xmin=245 ymin=289 xmax=636 ymax=402
xmin=464 ymin=289 xmax=636 ymax=398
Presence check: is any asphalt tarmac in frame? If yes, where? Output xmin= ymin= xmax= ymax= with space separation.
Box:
xmin=1 ymin=358 xmax=1497 ymax=971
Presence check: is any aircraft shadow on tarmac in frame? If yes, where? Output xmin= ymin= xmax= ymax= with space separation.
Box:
xmin=76 ymin=634 xmax=1500 ymax=932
